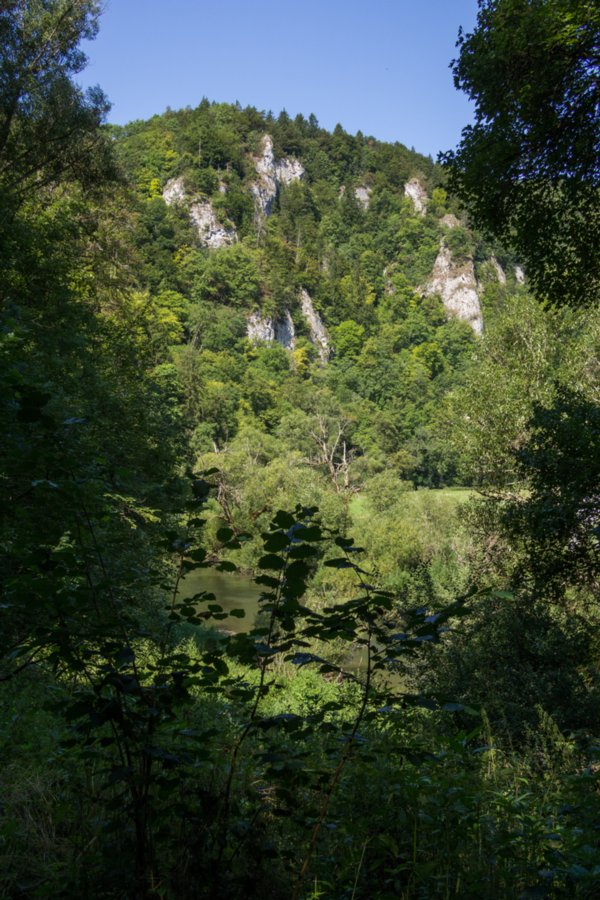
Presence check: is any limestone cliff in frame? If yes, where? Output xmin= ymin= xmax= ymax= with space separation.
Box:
xmin=251 ymin=135 xmax=304 ymax=216
xmin=246 ymin=311 xmax=275 ymax=343
xmin=246 ymin=309 xmax=296 ymax=350
xmin=425 ymin=243 xmax=483 ymax=335
xmin=163 ymin=177 xmax=187 ymax=205
xmin=274 ymin=309 xmax=296 ymax=348
xmin=162 ymin=177 xmax=237 ymax=249
xmin=245 ymin=292 xmax=329 ymax=361
xmin=300 ymin=289 xmax=330 ymax=362
xmin=354 ymin=186 xmax=371 ymax=210
xmin=440 ymin=213 xmax=460 ymax=229
xmin=188 ymin=201 xmax=237 ymax=249
xmin=491 ymin=256 xmax=507 ymax=285
xmin=404 ymin=178 xmax=428 ymax=215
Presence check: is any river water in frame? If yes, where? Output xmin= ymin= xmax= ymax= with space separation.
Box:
xmin=178 ymin=568 xmax=370 ymax=674
xmin=179 ymin=568 xmax=261 ymax=633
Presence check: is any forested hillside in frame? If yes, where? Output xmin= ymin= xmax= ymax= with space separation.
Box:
xmin=108 ymin=99 xmax=516 ymax=494
xmin=1 ymin=2 xmax=599 ymax=898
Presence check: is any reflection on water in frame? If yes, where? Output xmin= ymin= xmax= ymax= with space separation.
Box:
xmin=177 ymin=569 xmax=387 ymax=679
xmin=179 ymin=568 xmax=261 ymax=633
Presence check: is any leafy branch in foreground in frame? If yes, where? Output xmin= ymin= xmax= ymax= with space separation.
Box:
xmin=7 ymin=473 xmax=473 ymax=898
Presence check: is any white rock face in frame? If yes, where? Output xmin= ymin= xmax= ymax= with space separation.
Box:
xmin=354 ymin=186 xmax=371 ymax=210
xmin=162 ymin=177 xmax=236 ymax=249
xmin=162 ymin=176 xmax=187 ymax=205
xmin=251 ymin=135 xmax=304 ymax=216
xmin=189 ymin=201 xmax=237 ymax=249
xmin=440 ymin=213 xmax=460 ymax=229
xmin=491 ymin=256 xmax=507 ymax=285
xmin=404 ymin=178 xmax=428 ymax=215
xmin=425 ymin=243 xmax=483 ymax=335
xmin=246 ymin=309 xmax=296 ymax=350
xmin=247 ymin=311 xmax=274 ymax=343
xmin=300 ymin=289 xmax=330 ymax=362
xmin=515 ymin=265 xmax=526 ymax=284
xmin=277 ymin=154 xmax=305 ymax=188
xmin=383 ymin=265 xmax=394 ymax=296
xmin=246 ymin=293 xmax=329 ymax=360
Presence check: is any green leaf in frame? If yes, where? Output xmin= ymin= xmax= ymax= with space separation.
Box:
xmin=324 ymin=558 xmax=357 ymax=569
xmin=192 ymin=479 xmax=211 ymax=499
xmin=295 ymin=525 xmax=323 ymax=542
xmin=185 ymin=591 xmax=216 ymax=603
xmin=272 ymin=510 xmax=296 ymax=529
xmin=288 ymin=545 xmax=318 ymax=560
xmin=258 ymin=554 xmax=286 ymax=570
xmin=255 ymin=574 xmax=279 ymax=588
xmin=286 ymin=560 xmax=309 ymax=581
xmin=263 ymin=532 xmax=290 ymax=552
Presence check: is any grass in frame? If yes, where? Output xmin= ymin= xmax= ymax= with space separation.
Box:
xmin=349 ymin=486 xmax=474 ymax=526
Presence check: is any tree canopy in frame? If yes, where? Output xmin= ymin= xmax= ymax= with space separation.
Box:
xmin=442 ymin=0 xmax=600 ymax=306
xmin=0 ymin=0 xmax=115 ymax=207
xmin=2 ymin=2 xmax=600 ymax=897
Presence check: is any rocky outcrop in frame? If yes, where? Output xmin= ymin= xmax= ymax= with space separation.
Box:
xmin=300 ymin=289 xmax=330 ymax=362
xmin=491 ymin=256 xmax=507 ymax=285
xmin=425 ymin=242 xmax=483 ymax=335
xmin=246 ymin=293 xmax=330 ymax=361
xmin=189 ymin=201 xmax=237 ymax=249
xmin=162 ymin=177 xmax=236 ymax=249
xmin=246 ymin=309 xmax=296 ymax=350
xmin=440 ymin=213 xmax=460 ymax=229
xmin=515 ymin=265 xmax=526 ymax=285
xmin=404 ymin=178 xmax=428 ymax=215
xmin=251 ymin=135 xmax=304 ymax=216
xmin=163 ymin=177 xmax=186 ymax=205
xmin=354 ymin=186 xmax=371 ymax=210
xmin=246 ymin=311 xmax=274 ymax=343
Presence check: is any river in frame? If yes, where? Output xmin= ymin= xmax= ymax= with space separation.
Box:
xmin=179 ymin=568 xmax=261 ymax=633
xmin=178 ymin=568 xmax=370 ymax=674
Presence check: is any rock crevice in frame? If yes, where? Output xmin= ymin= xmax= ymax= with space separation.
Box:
xmin=246 ymin=309 xmax=296 ymax=350
xmin=251 ymin=135 xmax=304 ymax=217
xmin=245 ymin=291 xmax=330 ymax=361
xmin=300 ymin=289 xmax=330 ymax=362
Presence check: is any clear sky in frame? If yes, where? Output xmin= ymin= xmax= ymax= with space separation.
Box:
xmin=78 ymin=0 xmax=479 ymax=159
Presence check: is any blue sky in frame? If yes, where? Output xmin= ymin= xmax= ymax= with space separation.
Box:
xmin=78 ymin=0 xmax=479 ymax=159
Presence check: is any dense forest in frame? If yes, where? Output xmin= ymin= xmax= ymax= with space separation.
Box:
xmin=1 ymin=1 xmax=599 ymax=898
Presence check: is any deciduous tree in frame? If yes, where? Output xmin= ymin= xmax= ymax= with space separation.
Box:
xmin=442 ymin=0 xmax=600 ymax=306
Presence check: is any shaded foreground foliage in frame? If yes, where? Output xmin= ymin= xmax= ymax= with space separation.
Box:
xmin=3 ymin=495 xmax=600 ymax=899
xmin=1 ymin=2 xmax=600 ymax=898
xmin=442 ymin=0 xmax=600 ymax=308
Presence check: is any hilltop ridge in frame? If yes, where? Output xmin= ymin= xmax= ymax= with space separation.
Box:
xmin=112 ymin=100 xmax=521 ymax=346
